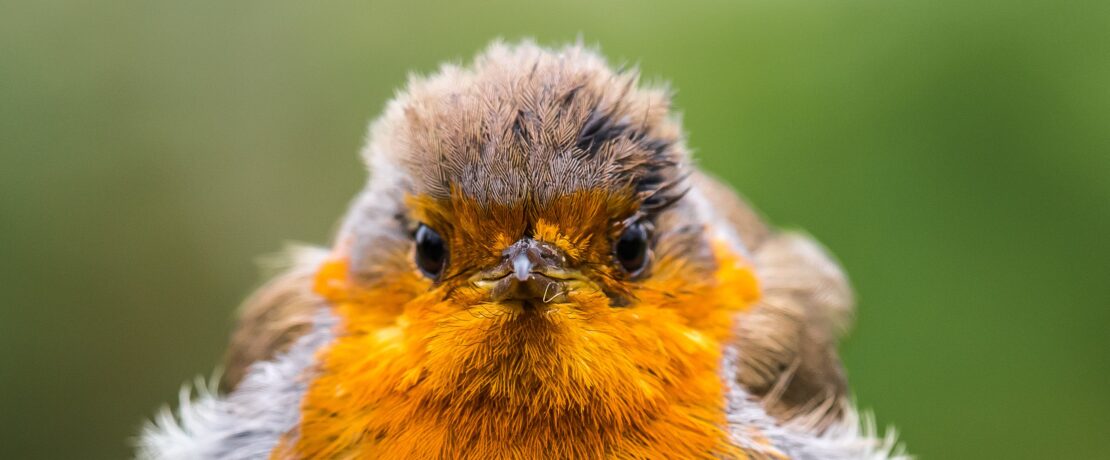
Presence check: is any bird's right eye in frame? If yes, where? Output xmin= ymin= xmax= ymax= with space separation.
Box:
xmin=414 ymin=223 xmax=447 ymax=279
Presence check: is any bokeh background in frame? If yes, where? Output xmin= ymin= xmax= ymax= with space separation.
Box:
xmin=2 ymin=1 xmax=1108 ymax=458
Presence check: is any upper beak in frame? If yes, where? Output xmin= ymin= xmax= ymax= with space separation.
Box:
xmin=478 ymin=238 xmax=575 ymax=304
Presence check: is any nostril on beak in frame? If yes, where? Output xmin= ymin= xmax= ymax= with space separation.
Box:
xmin=537 ymin=245 xmax=562 ymax=264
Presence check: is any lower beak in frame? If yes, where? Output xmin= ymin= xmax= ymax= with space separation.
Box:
xmin=490 ymin=272 xmax=568 ymax=304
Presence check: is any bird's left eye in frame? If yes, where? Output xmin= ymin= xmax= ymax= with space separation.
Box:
xmin=414 ymin=223 xmax=447 ymax=279
xmin=614 ymin=221 xmax=650 ymax=276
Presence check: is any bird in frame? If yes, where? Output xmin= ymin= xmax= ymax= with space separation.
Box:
xmin=138 ymin=41 xmax=906 ymax=460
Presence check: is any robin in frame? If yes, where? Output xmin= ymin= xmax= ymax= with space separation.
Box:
xmin=139 ymin=41 xmax=905 ymax=459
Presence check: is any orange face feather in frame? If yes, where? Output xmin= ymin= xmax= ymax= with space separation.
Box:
xmin=279 ymin=189 xmax=760 ymax=459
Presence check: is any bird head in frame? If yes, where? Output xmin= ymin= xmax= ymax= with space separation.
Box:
xmin=310 ymin=42 xmax=760 ymax=414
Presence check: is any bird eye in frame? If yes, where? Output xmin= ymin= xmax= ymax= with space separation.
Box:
xmin=614 ymin=221 xmax=650 ymax=276
xmin=414 ymin=224 xmax=447 ymax=279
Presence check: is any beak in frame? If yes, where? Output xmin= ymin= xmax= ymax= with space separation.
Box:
xmin=479 ymin=238 xmax=574 ymax=305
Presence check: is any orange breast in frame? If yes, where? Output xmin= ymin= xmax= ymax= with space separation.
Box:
xmin=279 ymin=240 xmax=759 ymax=459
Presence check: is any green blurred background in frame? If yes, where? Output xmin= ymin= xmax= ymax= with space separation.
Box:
xmin=2 ymin=1 xmax=1108 ymax=458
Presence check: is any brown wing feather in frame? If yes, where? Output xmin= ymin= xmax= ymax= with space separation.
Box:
xmin=695 ymin=172 xmax=853 ymax=429
xmin=739 ymin=233 xmax=853 ymax=428
xmin=219 ymin=247 xmax=329 ymax=391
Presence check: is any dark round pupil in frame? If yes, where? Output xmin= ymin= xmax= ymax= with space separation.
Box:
xmin=414 ymin=224 xmax=446 ymax=278
xmin=615 ymin=223 xmax=648 ymax=274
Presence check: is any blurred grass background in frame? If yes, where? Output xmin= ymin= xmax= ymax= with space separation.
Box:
xmin=2 ymin=0 xmax=1108 ymax=458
